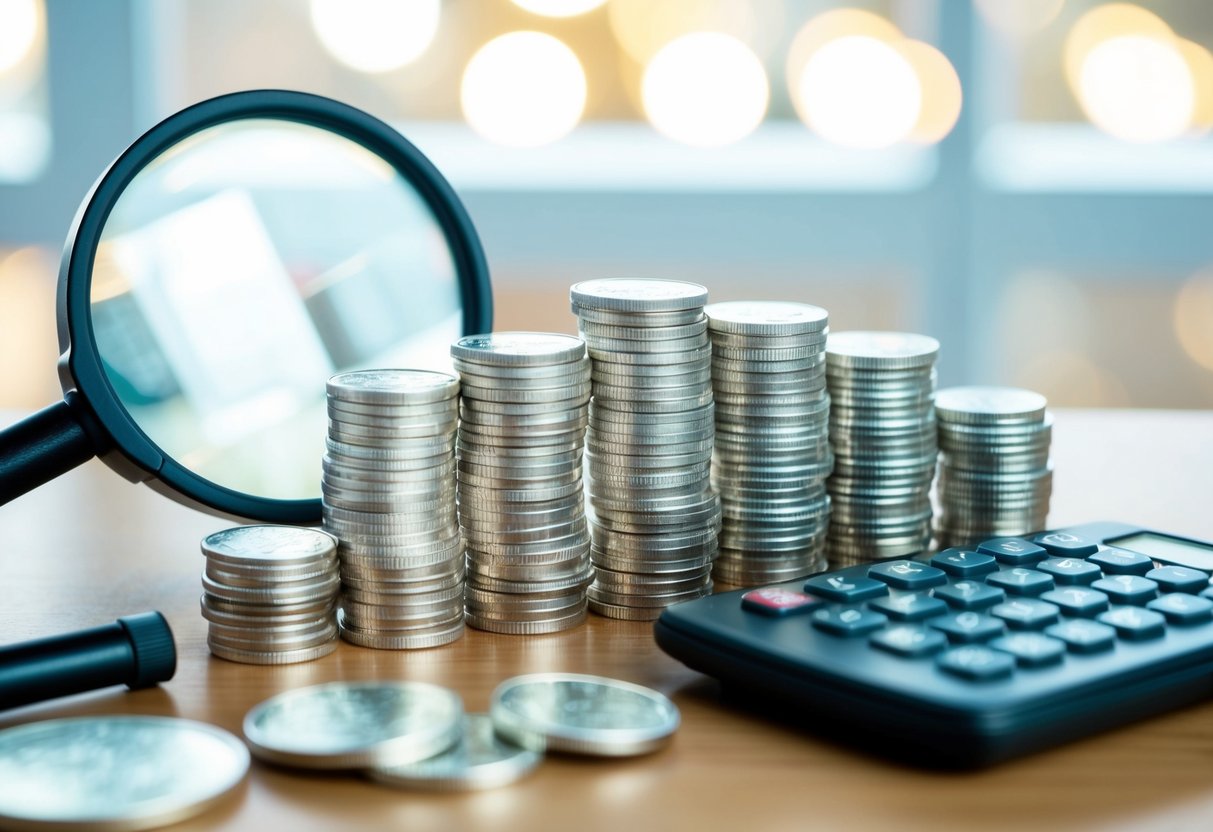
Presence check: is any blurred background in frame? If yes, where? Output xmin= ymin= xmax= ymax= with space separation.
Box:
xmin=1 ymin=0 xmax=1212 ymax=412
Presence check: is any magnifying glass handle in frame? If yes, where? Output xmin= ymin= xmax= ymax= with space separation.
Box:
xmin=0 ymin=397 xmax=97 ymax=507
xmin=0 ymin=612 xmax=176 ymax=711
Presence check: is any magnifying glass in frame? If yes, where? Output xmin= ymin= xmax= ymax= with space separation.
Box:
xmin=0 ymin=89 xmax=492 ymax=523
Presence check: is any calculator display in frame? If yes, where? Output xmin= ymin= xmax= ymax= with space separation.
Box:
xmin=1110 ymin=532 xmax=1213 ymax=572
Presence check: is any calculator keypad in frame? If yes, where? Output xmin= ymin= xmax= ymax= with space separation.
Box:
xmin=739 ymin=534 xmax=1213 ymax=685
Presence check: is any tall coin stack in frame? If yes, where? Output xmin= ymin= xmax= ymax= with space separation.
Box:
xmin=452 ymin=332 xmax=594 ymax=635
xmin=322 ymin=370 xmax=465 ymax=650
xmin=201 ymin=526 xmax=340 ymax=664
xmin=571 ymin=278 xmax=719 ymax=621
xmin=825 ymin=332 xmax=940 ymax=567
xmin=934 ymin=386 xmax=1053 ymax=548
xmin=705 ymin=301 xmax=833 ymax=587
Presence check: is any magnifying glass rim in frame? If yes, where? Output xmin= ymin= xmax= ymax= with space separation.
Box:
xmin=58 ymin=89 xmax=492 ymax=524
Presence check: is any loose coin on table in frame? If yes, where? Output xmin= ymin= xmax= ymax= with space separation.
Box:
xmin=490 ymin=672 xmax=680 ymax=756
xmin=368 ymin=713 xmax=541 ymax=791
xmin=0 ymin=716 xmax=248 ymax=832
xmin=243 ymin=681 xmax=463 ymax=769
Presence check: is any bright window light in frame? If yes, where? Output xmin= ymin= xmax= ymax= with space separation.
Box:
xmin=511 ymin=0 xmax=606 ymax=18
xmin=0 ymin=0 xmax=39 ymax=75
xmin=1078 ymin=35 xmax=1194 ymax=143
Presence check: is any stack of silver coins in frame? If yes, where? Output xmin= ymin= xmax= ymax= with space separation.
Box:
xmin=571 ymin=278 xmax=719 ymax=620
xmin=322 ymin=370 xmax=465 ymax=649
xmin=452 ymin=332 xmax=594 ymax=634
xmin=705 ymin=301 xmax=833 ymax=586
xmin=935 ymin=386 xmax=1053 ymax=547
xmin=825 ymin=332 xmax=940 ymax=567
xmin=200 ymin=525 xmax=340 ymax=664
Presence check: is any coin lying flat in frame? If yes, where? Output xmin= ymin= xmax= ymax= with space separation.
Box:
xmin=243 ymin=681 xmax=463 ymax=769
xmin=0 ymin=716 xmax=248 ymax=832
xmin=367 ymin=714 xmax=541 ymax=791
xmin=490 ymin=673 xmax=679 ymax=757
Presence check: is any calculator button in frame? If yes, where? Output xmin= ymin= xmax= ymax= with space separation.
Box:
xmin=1097 ymin=607 xmax=1166 ymax=641
xmin=870 ymin=625 xmax=947 ymax=658
xmin=1088 ymin=548 xmax=1152 ymax=576
xmin=1040 ymin=587 xmax=1110 ymax=618
xmin=937 ymin=646 xmax=1015 ymax=681
xmin=869 ymin=592 xmax=948 ymax=621
xmin=811 ymin=606 xmax=888 ymax=636
xmin=933 ymin=581 xmax=1006 ymax=610
xmin=977 ymin=538 xmax=1048 ymax=565
xmin=1033 ymin=532 xmax=1100 ymax=557
xmin=1145 ymin=566 xmax=1209 ymax=594
xmin=990 ymin=633 xmax=1065 ymax=667
xmin=931 ymin=549 xmax=998 ymax=577
xmin=1091 ymin=575 xmax=1159 ymax=605
xmin=1147 ymin=594 xmax=1213 ymax=625
xmin=929 ymin=612 xmax=1005 ymax=644
xmin=990 ymin=599 xmax=1060 ymax=630
xmin=741 ymin=588 xmax=821 ymax=617
xmin=1045 ymin=620 xmax=1117 ymax=654
xmin=803 ymin=574 xmax=889 ymax=603
xmin=1037 ymin=558 xmax=1101 ymax=585
xmin=986 ymin=568 xmax=1054 ymax=596
xmin=867 ymin=561 xmax=948 ymax=590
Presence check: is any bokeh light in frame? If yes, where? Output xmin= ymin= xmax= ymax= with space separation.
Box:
xmin=641 ymin=32 xmax=768 ymax=148
xmin=1063 ymin=4 xmax=1173 ymax=95
xmin=0 ymin=247 xmax=57 ymax=408
xmin=1179 ymin=39 xmax=1213 ymax=134
xmin=1174 ymin=270 xmax=1213 ymax=372
xmin=786 ymin=8 xmax=902 ymax=123
xmin=896 ymin=39 xmax=962 ymax=144
xmin=796 ymin=35 xmax=922 ymax=149
xmin=512 ymin=0 xmax=606 ymax=17
xmin=1078 ymin=34 xmax=1194 ymax=143
xmin=0 ymin=0 xmax=38 ymax=75
xmin=973 ymin=0 xmax=1065 ymax=37
xmin=309 ymin=0 xmax=440 ymax=74
xmin=609 ymin=0 xmax=758 ymax=65
xmin=461 ymin=32 xmax=587 ymax=148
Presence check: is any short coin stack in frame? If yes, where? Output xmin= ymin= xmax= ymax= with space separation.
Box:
xmin=934 ymin=386 xmax=1053 ymax=548
xmin=825 ymin=332 xmax=940 ymax=567
xmin=705 ymin=300 xmax=833 ymax=586
xmin=571 ymin=278 xmax=719 ymax=620
xmin=322 ymin=369 xmax=465 ymax=650
xmin=452 ymin=332 xmax=594 ymax=634
xmin=200 ymin=525 xmax=340 ymax=665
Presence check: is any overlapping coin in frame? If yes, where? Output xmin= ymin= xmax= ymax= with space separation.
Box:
xmin=571 ymin=279 xmax=718 ymax=620
xmin=934 ymin=386 xmax=1053 ymax=548
xmin=453 ymin=332 xmax=593 ymax=634
xmin=323 ymin=369 xmax=465 ymax=649
xmin=825 ymin=332 xmax=940 ymax=567
xmin=705 ymin=300 xmax=832 ymax=586
xmin=200 ymin=525 xmax=340 ymax=665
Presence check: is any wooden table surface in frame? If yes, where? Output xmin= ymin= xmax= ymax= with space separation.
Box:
xmin=2 ymin=408 xmax=1212 ymax=832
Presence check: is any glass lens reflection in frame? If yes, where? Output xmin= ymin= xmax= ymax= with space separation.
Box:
xmin=90 ymin=119 xmax=462 ymax=500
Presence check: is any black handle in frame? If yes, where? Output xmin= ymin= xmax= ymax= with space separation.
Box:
xmin=0 ymin=612 xmax=177 ymax=711
xmin=0 ymin=398 xmax=97 ymax=507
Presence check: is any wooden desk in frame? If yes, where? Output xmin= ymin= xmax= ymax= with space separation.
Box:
xmin=2 ymin=409 xmax=1212 ymax=831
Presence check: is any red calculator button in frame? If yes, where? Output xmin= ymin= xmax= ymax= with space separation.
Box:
xmin=742 ymin=588 xmax=821 ymax=616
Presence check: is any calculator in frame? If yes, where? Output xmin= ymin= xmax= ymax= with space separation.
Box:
xmin=654 ymin=522 xmax=1213 ymax=767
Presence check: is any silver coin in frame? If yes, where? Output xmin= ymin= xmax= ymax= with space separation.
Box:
xmin=579 ymin=318 xmax=708 ymax=341
xmin=0 ymin=717 xmax=248 ymax=832
xmin=466 ymin=607 xmax=589 ymax=634
xmin=825 ymin=331 xmax=941 ymax=369
xmin=490 ymin=673 xmax=679 ymax=756
xmin=208 ymin=638 xmax=339 ymax=666
xmin=574 ymin=306 xmax=705 ymax=327
xmin=705 ymin=300 xmax=829 ymax=335
xmin=452 ymin=331 xmax=585 ymax=366
xmin=339 ymin=618 xmax=466 ymax=649
xmin=243 ymin=682 xmax=463 ymax=769
xmin=571 ymin=278 xmax=707 ymax=313
xmin=201 ymin=525 xmax=336 ymax=565
xmin=328 ymin=369 xmax=459 ymax=405
xmin=935 ymin=386 xmax=1047 ymax=424
xmin=368 ymin=714 xmax=541 ymax=792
